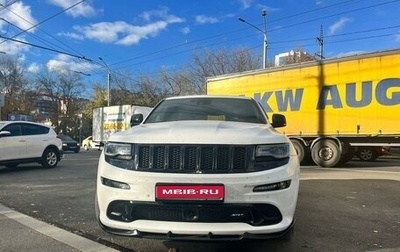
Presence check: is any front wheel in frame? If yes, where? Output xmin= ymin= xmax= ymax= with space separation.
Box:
xmin=41 ymin=148 xmax=59 ymax=168
xmin=311 ymin=139 xmax=341 ymax=167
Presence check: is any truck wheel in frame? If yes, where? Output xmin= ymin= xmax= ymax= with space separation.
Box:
xmin=338 ymin=143 xmax=355 ymax=165
xmin=358 ymin=147 xmax=377 ymax=161
xmin=291 ymin=140 xmax=305 ymax=163
xmin=311 ymin=139 xmax=341 ymax=167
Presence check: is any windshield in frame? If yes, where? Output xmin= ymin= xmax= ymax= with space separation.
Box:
xmin=144 ymin=97 xmax=267 ymax=124
xmin=58 ymin=134 xmax=75 ymax=141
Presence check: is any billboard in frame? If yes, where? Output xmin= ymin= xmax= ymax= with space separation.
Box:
xmin=8 ymin=114 xmax=33 ymax=121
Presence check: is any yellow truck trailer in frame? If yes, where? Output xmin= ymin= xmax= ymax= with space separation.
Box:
xmin=206 ymin=49 xmax=400 ymax=167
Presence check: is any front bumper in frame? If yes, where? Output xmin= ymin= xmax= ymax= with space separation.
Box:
xmin=97 ymin=211 xmax=295 ymax=241
xmin=96 ymin=152 xmax=300 ymax=239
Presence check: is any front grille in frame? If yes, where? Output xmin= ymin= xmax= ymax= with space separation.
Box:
xmin=105 ymin=144 xmax=290 ymax=173
xmin=136 ymin=145 xmax=249 ymax=173
xmin=107 ymin=201 xmax=282 ymax=226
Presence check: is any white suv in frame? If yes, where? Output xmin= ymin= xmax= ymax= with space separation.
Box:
xmin=96 ymin=96 xmax=300 ymax=241
xmin=0 ymin=121 xmax=63 ymax=168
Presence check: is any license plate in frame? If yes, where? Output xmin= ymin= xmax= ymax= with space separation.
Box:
xmin=156 ymin=184 xmax=224 ymax=201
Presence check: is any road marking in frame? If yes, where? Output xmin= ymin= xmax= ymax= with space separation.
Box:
xmin=0 ymin=204 xmax=118 ymax=252
xmin=300 ymin=168 xmax=400 ymax=181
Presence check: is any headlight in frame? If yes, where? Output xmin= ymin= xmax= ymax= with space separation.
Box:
xmin=105 ymin=142 xmax=132 ymax=160
xmin=253 ymin=143 xmax=290 ymax=171
xmin=104 ymin=142 xmax=134 ymax=170
xmin=256 ymin=143 xmax=290 ymax=159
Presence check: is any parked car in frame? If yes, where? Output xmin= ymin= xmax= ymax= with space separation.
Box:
xmin=57 ymin=134 xmax=80 ymax=153
xmin=356 ymin=146 xmax=391 ymax=161
xmin=96 ymin=95 xmax=300 ymax=241
xmin=0 ymin=121 xmax=63 ymax=168
xmin=81 ymin=136 xmax=101 ymax=151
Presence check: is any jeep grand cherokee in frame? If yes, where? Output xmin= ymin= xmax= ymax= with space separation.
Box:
xmin=95 ymin=95 xmax=300 ymax=241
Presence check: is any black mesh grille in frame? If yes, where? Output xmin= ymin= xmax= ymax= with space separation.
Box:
xmin=107 ymin=201 xmax=283 ymax=226
xmin=138 ymin=146 xmax=150 ymax=168
xmin=200 ymin=147 xmax=213 ymax=170
xmin=233 ymin=147 xmax=246 ymax=171
xmin=135 ymin=145 xmax=250 ymax=173
xmin=153 ymin=146 xmax=165 ymax=169
xmin=184 ymin=147 xmax=197 ymax=170
xmin=169 ymin=146 xmax=181 ymax=170
xmin=217 ymin=147 xmax=230 ymax=171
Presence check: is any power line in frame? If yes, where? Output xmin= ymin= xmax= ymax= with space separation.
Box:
xmin=0 ymin=34 xmax=91 ymax=61
xmin=2 ymin=0 xmax=399 ymax=80
xmin=92 ymin=0 xmax=400 ymax=82
xmin=0 ymin=0 xmax=88 ymax=62
xmin=107 ymin=0 xmax=400 ymax=73
xmin=268 ymin=24 xmax=400 ymax=45
xmin=0 ymin=0 xmax=19 ymax=11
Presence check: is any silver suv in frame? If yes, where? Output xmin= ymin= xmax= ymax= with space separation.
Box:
xmin=0 ymin=121 xmax=63 ymax=168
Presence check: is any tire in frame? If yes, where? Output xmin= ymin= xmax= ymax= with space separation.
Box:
xmin=74 ymin=149 xmax=80 ymax=153
xmin=41 ymin=148 xmax=59 ymax=168
xmin=291 ymin=139 xmax=313 ymax=165
xmin=311 ymin=139 xmax=341 ymax=167
xmin=338 ymin=143 xmax=355 ymax=165
xmin=358 ymin=147 xmax=378 ymax=161
xmin=291 ymin=140 xmax=305 ymax=163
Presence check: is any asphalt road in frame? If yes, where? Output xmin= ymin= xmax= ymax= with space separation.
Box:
xmin=0 ymin=151 xmax=399 ymax=252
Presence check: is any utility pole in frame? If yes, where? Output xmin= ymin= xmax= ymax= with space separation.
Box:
xmin=99 ymin=57 xmax=111 ymax=106
xmin=262 ymin=9 xmax=268 ymax=68
xmin=238 ymin=9 xmax=268 ymax=69
xmin=316 ymin=25 xmax=325 ymax=61
xmin=0 ymin=94 xmax=4 ymax=120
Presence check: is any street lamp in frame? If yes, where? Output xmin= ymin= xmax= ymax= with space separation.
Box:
xmin=98 ymin=57 xmax=111 ymax=106
xmin=238 ymin=10 xmax=268 ymax=69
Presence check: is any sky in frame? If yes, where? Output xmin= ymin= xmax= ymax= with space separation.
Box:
xmin=1 ymin=0 xmax=400 ymax=91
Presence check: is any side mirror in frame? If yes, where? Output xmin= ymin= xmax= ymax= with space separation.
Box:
xmin=271 ymin=114 xmax=286 ymax=128
xmin=0 ymin=130 xmax=12 ymax=138
xmin=130 ymin=114 xmax=144 ymax=127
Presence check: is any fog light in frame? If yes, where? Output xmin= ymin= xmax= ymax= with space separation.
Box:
xmin=101 ymin=177 xmax=130 ymax=190
xmin=253 ymin=180 xmax=291 ymax=192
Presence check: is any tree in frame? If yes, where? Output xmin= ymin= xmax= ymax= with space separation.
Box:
xmin=186 ymin=48 xmax=261 ymax=94
xmin=35 ymin=71 xmax=84 ymax=134
xmin=110 ymin=47 xmax=261 ymax=102
xmin=0 ymin=56 xmax=33 ymax=120
xmin=108 ymin=69 xmax=167 ymax=107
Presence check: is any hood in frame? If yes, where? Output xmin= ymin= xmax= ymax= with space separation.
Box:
xmin=109 ymin=120 xmax=288 ymax=145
